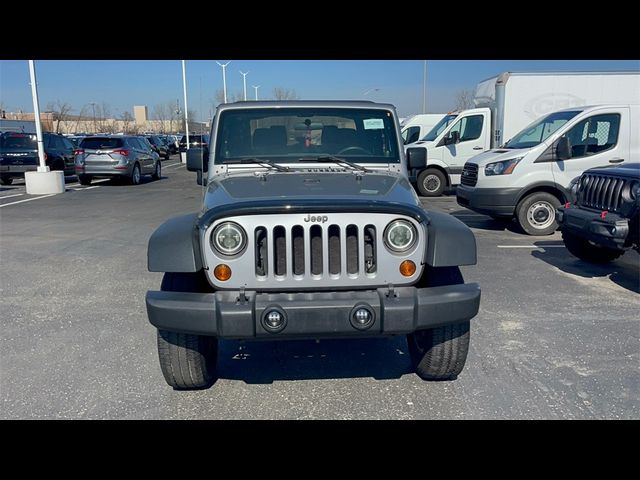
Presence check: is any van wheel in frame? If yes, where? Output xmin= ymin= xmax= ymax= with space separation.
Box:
xmin=1 ymin=176 xmax=13 ymax=185
xmin=516 ymin=192 xmax=560 ymax=236
xmin=417 ymin=168 xmax=446 ymax=196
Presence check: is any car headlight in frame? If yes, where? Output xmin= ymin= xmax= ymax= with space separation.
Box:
xmin=384 ymin=220 xmax=417 ymax=253
xmin=631 ymin=181 xmax=640 ymax=200
xmin=211 ymin=222 xmax=246 ymax=256
xmin=485 ymin=157 xmax=523 ymax=176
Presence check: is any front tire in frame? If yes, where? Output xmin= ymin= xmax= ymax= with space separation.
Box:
xmin=562 ymin=229 xmax=624 ymax=263
xmin=156 ymin=272 xmax=218 ymax=389
xmin=1 ymin=176 xmax=13 ymax=185
xmin=417 ymin=168 xmax=446 ymax=197
xmin=78 ymin=175 xmax=92 ymax=186
xmin=408 ymin=266 xmax=470 ymax=380
xmin=129 ymin=163 xmax=141 ymax=185
xmin=516 ymin=192 xmax=560 ymax=236
xmin=152 ymin=160 xmax=161 ymax=180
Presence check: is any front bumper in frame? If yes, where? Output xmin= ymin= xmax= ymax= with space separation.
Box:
xmin=556 ymin=206 xmax=629 ymax=250
xmin=456 ymin=185 xmax=521 ymax=217
xmin=146 ymin=284 xmax=481 ymax=339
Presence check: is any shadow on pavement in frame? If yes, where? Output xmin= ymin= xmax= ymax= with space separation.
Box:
xmin=447 ymin=208 xmax=526 ymax=234
xmin=217 ymin=336 xmax=413 ymax=384
xmin=531 ymin=240 xmax=640 ymax=294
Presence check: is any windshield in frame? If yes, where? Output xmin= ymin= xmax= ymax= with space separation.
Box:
xmin=215 ymin=107 xmax=400 ymax=164
xmin=504 ymin=110 xmax=582 ymax=149
xmin=0 ymin=133 xmax=37 ymax=150
xmin=421 ymin=114 xmax=458 ymax=141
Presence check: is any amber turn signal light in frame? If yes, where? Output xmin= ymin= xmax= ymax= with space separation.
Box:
xmin=399 ymin=260 xmax=416 ymax=277
xmin=214 ymin=264 xmax=232 ymax=281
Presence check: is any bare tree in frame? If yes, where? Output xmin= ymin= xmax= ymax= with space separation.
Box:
xmin=187 ymin=109 xmax=201 ymax=133
xmin=214 ymin=89 xmax=245 ymax=106
xmin=272 ymin=87 xmax=299 ymax=100
xmin=454 ymin=89 xmax=475 ymax=110
xmin=94 ymin=102 xmax=112 ymax=132
xmin=46 ymin=100 xmax=74 ymax=133
xmin=120 ymin=111 xmax=134 ymax=134
xmin=0 ymin=100 xmax=7 ymax=118
xmin=152 ymin=103 xmax=170 ymax=132
xmin=74 ymin=104 xmax=89 ymax=133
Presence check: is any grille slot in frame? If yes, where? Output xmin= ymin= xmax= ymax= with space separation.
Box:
xmin=328 ymin=225 xmax=341 ymax=275
xmin=346 ymin=225 xmax=359 ymax=274
xmin=364 ymin=225 xmax=377 ymax=273
xmin=310 ymin=225 xmax=323 ymax=275
xmin=461 ymin=162 xmax=478 ymax=187
xmin=579 ymin=174 xmax=627 ymax=213
xmin=273 ymin=226 xmax=286 ymax=276
xmin=255 ymin=227 xmax=268 ymax=276
xmin=292 ymin=226 xmax=305 ymax=275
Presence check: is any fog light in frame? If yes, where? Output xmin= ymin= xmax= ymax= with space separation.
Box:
xmin=350 ymin=304 xmax=375 ymax=330
xmin=399 ymin=260 xmax=416 ymax=277
xmin=214 ymin=264 xmax=232 ymax=281
xmin=261 ymin=306 xmax=287 ymax=333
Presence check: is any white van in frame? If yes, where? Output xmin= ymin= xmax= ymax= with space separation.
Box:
xmin=406 ymin=71 xmax=640 ymax=197
xmin=456 ymin=104 xmax=640 ymax=235
xmin=400 ymin=113 xmax=446 ymax=145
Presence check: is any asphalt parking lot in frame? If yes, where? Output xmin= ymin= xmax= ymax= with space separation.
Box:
xmin=1 ymin=162 xmax=638 ymax=419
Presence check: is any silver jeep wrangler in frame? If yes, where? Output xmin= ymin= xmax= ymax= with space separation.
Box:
xmin=145 ymin=101 xmax=481 ymax=389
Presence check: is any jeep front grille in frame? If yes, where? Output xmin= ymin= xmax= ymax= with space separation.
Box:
xmin=578 ymin=173 xmax=627 ymax=213
xmin=202 ymin=213 xmax=425 ymax=290
xmin=256 ymin=222 xmax=376 ymax=279
xmin=461 ymin=163 xmax=478 ymax=187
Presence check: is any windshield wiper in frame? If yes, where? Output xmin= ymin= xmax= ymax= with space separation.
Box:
xmin=223 ymin=158 xmax=290 ymax=172
xmin=298 ymin=155 xmax=370 ymax=173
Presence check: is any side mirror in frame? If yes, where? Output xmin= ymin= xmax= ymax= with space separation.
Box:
xmin=449 ymin=130 xmax=460 ymax=145
xmin=186 ymin=147 xmax=204 ymax=172
xmin=406 ymin=147 xmax=427 ymax=169
xmin=556 ymin=136 xmax=572 ymax=161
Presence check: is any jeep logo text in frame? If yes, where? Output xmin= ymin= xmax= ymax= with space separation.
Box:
xmin=304 ymin=215 xmax=328 ymax=223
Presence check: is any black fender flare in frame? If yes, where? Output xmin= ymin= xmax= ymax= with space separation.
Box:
xmin=148 ymin=213 xmax=203 ymax=272
xmin=424 ymin=211 xmax=477 ymax=267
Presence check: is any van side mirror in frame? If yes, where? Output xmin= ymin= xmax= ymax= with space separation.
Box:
xmin=443 ymin=130 xmax=460 ymax=146
xmin=556 ymin=136 xmax=572 ymax=161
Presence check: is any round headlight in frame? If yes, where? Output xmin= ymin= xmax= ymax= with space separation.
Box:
xmin=631 ymin=181 xmax=640 ymax=200
xmin=212 ymin=222 xmax=246 ymax=256
xmin=384 ymin=220 xmax=417 ymax=253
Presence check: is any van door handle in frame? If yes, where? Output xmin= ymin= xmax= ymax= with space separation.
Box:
xmin=609 ymin=158 xmax=624 ymax=164
xmin=473 ymin=147 xmax=483 ymax=150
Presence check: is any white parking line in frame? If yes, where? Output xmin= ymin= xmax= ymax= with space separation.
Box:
xmin=163 ymin=163 xmax=184 ymax=169
xmin=0 ymin=194 xmax=57 ymax=208
xmin=162 ymin=162 xmax=180 ymax=168
xmin=497 ymin=245 xmax=565 ymax=249
xmin=0 ymin=193 xmax=25 ymax=200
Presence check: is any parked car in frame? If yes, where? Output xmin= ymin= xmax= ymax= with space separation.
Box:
xmin=556 ymin=163 xmax=639 ymax=263
xmin=67 ymin=135 xmax=86 ymax=148
xmin=457 ymin=104 xmax=640 ymax=235
xmin=75 ymin=135 xmax=161 ymax=185
xmin=159 ymin=135 xmax=178 ymax=155
xmin=178 ymin=134 xmax=210 ymax=153
xmin=145 ymin=100 xmax=481 ymax=389
xmin=145 ymin=135 xmax=170 ymax=160
xmin=0 ymin=132 xmax=76 ymax=185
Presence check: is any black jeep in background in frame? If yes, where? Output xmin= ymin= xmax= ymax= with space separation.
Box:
xmin=556 ymin=163 xmax=639 ymax=263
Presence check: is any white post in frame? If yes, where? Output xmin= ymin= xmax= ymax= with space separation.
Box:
xmin=182 ymin=60 xmax=189 ymax=163
xmin=240 ymin=71 xmax=249 ymax=101
xmin=252 ymin=85 xmax=260 ymax=101
xmin=24 ymin=60 xmax=64 ymax=195
xmin=422 ymin=60 xmax=427 ymax=114
xmin=216 ymin=61 xmax=230 ymax=103
xmin=29 ymin=60 xmax=47 ymax=172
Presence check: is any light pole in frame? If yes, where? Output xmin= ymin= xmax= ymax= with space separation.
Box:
xmin=240 ymin=71 xmax=249 ymax=101
xmin=89 ymin=102 xmax=97 ymax=133
xmin=422 ymin=60 xmax=427 ymax=114
xmin=252 ymin=85 xmax=260 ymax=101
xmin=182 ymin=60 xmax=190 ymax=158
xmin=24 ymin=60 xmax=64 ymax=195
xmin=216 ymin=61 xmax=231 ymax=103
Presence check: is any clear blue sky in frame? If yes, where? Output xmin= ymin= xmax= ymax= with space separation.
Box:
xmin=1 ymin=60 xmax=638 ymax=120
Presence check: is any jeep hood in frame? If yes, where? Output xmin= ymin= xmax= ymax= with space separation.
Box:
xmin=203 ymin=172 xmax=419 ymax=210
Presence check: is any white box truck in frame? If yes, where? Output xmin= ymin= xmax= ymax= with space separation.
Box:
xmin=401 ymin=113 xmax=446 ymax=145
xmin=457 ymin=103 xmax=640 ymax=235
xmin=406 ymin=71 xmax=640 ymax=196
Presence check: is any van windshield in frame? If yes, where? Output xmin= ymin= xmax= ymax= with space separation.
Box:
xmin=504 ymin=110 xmax=582 ymax=149
xmin=421 ymin=114 xmax=458 ymax=141
xmin=215 ymin=107 xmax=400 ymax=164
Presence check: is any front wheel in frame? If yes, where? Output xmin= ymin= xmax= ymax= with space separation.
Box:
xmin=78 ymin=175 xmax=92 ymax=186
xmin=1 ymin=176 xmax=13 ymax=185
xmin=152 ymin=161 xmax=161 ymax=180
xmin=416 ymin=168 xmax=446 ymax=197
xmin=129 ymin=163 xmax=141 ymax=185
xmin=562 ymin=229 xmax=624 ymax=263
xmin=516 ymin=192 xmax=560 ymax=236
xmin=157 ymin=330 xmax=218 ymax=389
xmin=407 ymin=321 xmax=470 ymax=381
